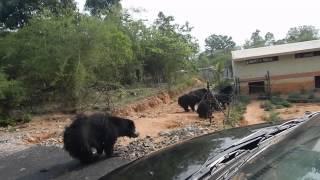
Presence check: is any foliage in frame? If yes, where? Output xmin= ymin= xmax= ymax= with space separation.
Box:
xmin=263 ymin=111 xmax=282 ymax=123
xmin=0 ymin=4 xmax=200 ymax=120
xmin=143 ymin=12 xmax=198 ymax=83
xmin=238 ymin=95 xmax=251 ymax=105
xmin=286 ymin=25 xmax=319 ymax=43
xmin=243 ymin=26 xmax=319 ymax=49
xmin=261 ymin=96 xmax=292 ymax=111
xmin=0 ymin=0 xmax=76 ymax=30
xmin=205 ymin=34 xmax=235 ymax=55
xmin=243 ymin=30 xmax=275 ymax=49
xmin=0 ymin=72 xmax=25 ymax=115
xmin=261 ymin=100 xmax=273 ymax=111
xmin=85 ymin=0 xmax=120 ymax=16
xmin=228 ymin=102 xmax=246 ymax=127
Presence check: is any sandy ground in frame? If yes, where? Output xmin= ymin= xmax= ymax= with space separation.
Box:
xmin=276 ymin=103 xmax=320 ymax=119
xmin=241 ymin=100 xmax=266 ymax=126
xmin=122 ymin=101 xmax=224 ymax=138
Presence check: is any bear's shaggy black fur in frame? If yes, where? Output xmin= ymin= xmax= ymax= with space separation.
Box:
xmin=63 ymin=113 xmax=139 ymax=163
xmin=178 ymin=88 xmax=208 ymax=112
xmin=178 ymin=94 xmax=201 ymax=112
xmin=196 ymin=99 xmax=213 ymax=118
xmin=217 ymin=85 xmax=233 ymax=108
xmin=218 ymin=85 xmax=233 ymax=95
xmin=189 ymin=88 xmax=208 ymax=98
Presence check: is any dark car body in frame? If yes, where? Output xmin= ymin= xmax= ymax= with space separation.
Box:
xmin=100 ymin=122 xmax=283 ymax=180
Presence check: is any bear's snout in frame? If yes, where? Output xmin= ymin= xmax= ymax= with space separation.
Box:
xmin=131 ymin=132 xmax=139 ymax=138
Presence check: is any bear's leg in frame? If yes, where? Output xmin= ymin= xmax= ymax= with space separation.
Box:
xmin=190 ymin=103 xmax=196 ymax=112
xmin=103 ymin=139 xmax=116 ymax=157
xmin=183 ymin=105 xmax=189 ymax=112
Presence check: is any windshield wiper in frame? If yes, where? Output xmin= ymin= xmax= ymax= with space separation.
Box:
xmin=186 ymin=113 xmax=317 ymax=180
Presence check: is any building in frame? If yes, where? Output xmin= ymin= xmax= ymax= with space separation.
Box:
xmin=232 ymin=40 xmax=320 ymax=94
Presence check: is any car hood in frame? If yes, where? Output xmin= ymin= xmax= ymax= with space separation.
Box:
xmin=100 ymin=122 xmax=278 ymax=180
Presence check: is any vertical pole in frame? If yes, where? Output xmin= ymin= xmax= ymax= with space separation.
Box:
xmin=266 ymin=71 xmax=271 ymax=99
xmin=207 ymin=81 xmax=212 ymax=124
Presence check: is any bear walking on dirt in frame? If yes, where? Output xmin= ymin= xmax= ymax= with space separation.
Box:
xmin=63 ymin=113 xmax=139 ymax=163
xmin=178 ymin=94 xmax=201 ymax=112
xmin=178 ymin=88 xmax=208 ymax=112
xmin=197 ymin=99 xmax=213 ymax=119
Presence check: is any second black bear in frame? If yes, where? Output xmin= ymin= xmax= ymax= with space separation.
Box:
xmin=63 ymin=113 xmax=139 ymax=163
xmin=178 ymin=88 xmax=208 ymax=112
xmin=197 ymin=99 xmax=213 ymax=118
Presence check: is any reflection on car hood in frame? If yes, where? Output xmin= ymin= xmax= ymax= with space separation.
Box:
xmin=100 ymin=123 xmax=278 ymax=180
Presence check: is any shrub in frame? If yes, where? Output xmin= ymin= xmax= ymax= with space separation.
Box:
xmin=307 ymin=91 xmax=315 ymax=99
xmin=238 ymin=95 xmax=251 ymax=105
xmin=288 ymin=92 xmax=301 ymax=99
xmin=281 ymin=101 xmax=292 ymax=108
xmin=227 ymin=103 xmax=246 ymax=127
xmin=261 ymin=100 xmax=273 ymax=111
xmin=0 ymin=73 xmax=26 ymax=115
xmin=263 ymin=111 xmax=282 ymax=123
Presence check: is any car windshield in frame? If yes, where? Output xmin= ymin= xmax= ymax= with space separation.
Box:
xmin=232 ymin=115 xmax=320 ymax=180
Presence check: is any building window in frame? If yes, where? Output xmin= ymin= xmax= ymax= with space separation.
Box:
xmin=246 ymin=56 xmax=279 ymax=65
xmin=295 ymin=51 xmax=320 ymax=59
xmin=248 ymin=81 xmax=265 ymax=94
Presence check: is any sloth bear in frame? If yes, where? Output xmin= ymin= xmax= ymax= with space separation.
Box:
xmin=178 ymin=88 xmax=208 ymax=112
xmin=178 ymin=94 xmax=201 ymax=112
xmin=217 ymin=85 xmax=233 ymax=108
xmin=63 ymin=113 xmax=139 ymax=163
xmin=197 ymin=99 xmax=213 ymax=119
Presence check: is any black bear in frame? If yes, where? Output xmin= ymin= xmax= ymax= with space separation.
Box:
xmin=63 ymin=113 xmax=139 ymax=163
xmin=189 ymin=88 xmax=208 ymax=98
xmin=178 ymin=94 xmax=201 ymax=112
xmin=178 ymin=88 xmax=208 ymax=112
xmin=218 ymin=85 xmax=233 ymax=95
xmin=197 ymin=99 xmax=213 ymax=119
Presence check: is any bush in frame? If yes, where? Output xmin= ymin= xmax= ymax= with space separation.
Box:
xmin=263 ymin=111 xmax=282 ymax=123
xmin=261 ymin=100 xmax=273 ymax=111
xmin=238 ymin=95 xmax=251 ymax=105
xmin=0 ymin=113 xmax=31 ymax=127
xmin=0 ymin=72 xmax=26 ymax=115
xmin=288 ymin=93 xmax=301 ymax=99
xmin=227 ymin=103 xmax=246 ymax=127
xmin=287 ymin=92 xmax=309 ymax=103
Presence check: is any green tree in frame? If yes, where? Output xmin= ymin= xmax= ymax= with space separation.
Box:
xmin=85 ymin=0 xmax=120 ymax=16
xmin=205 ymin=34 xmax=235 ymax=55
xmin=286 ymin=25 xmax=319 ymax=43
xmin=0 ymin=0 xmax=76 ymax=29
xmin=243 ymin=29 xmax=265 ymax=49
xmin=143 ymin=12 xmax=198 ymax=83
xmin=264 ymin=32 xmax=275 ymax=46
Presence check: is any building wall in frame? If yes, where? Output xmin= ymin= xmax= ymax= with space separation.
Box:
xmin=239 ymin=77 xmax=315 ymax=94
xmin=233 ymin=54 xmax=320 ymax=79
xmin=233 ymin=54 xmax=320 ymax=94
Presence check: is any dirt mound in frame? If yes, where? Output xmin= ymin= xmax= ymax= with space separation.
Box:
xmin=115 ymin=91 xmax=173 ymax=116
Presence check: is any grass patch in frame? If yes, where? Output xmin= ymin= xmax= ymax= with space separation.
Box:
xmin=227 ymin=103 xmax=246 ymax=127
xmin=0 ymin=113 xmax=32 ymax=127
xmin=262 ymin=111 xmax=282 ymax=124
xmin=261 ymin=96 xmax=292 ymax=111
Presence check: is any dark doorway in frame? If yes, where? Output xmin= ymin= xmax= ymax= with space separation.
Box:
xmin=248 ymin=81 xmax=265 ymax=94
xmin=315 ymin=76 xmax=320 ymax=88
